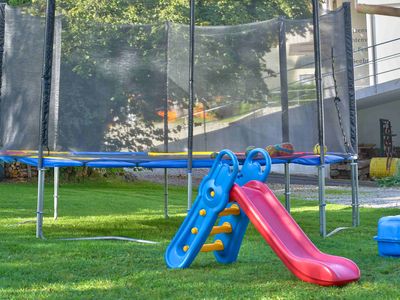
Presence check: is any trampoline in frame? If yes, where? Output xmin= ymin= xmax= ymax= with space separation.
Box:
xmin=0 ymin=1 xmax=359 ymax=239
xmin=0 ymin=150 xmax=350 ymax=168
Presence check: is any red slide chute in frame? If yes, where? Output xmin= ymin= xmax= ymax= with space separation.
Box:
xmin=230 ymin=181 xmax=360 ymax=286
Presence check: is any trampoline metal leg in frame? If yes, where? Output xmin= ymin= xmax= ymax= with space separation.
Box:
xmin=164 ymin=168 xmax=168 ymax=219
xmin=54 ymin=167 xmax=59 ymax=220
xmin=318 ymin=165 xmax=326 ymax=238
xmin=351 ymin=160 xmax=360 ymax=227
xmin=187 ymin=172 xmax=192 ymax=211
xmin=284 ymin=163 xmax=291 ymax=213
xmin=36 ymin=168 xmax=46 ymax=239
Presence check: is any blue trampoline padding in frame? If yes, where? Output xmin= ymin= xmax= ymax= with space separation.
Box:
xmin=139 ymin=159 xmax=231 ymax=169
xmin=0 ymin=156 xmax=16 ymax=163
xmin=291 ymin=155 xmax=346 ymax=166
xmin=86 ymin=161 xmax=137 ymax=168
xmin=271 ymin=157 xmax=289 ymax=164
xmin=2 ymin=153 xmax=348 ymax=168
xmin=17 ymin=157 xmax=84 ymax=168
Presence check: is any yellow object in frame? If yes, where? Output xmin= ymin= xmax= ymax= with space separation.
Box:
xmin=183 ymin=245 xmax=189 ymax=252
xmin=191 ymin=227 xmax=199 ymax=234
xmin=149 ymin=151 xmax=214 ymax=156
xmin=210 ymin=190 xmax=215 ymax=198
xmin=218 ymin=204 xmax=240 ymax=217
xmin=313 ymin=144 xmax=328 ymax=155
xmin=199 ymin=209 xmax=207 ymax=216
xmin=370 ymin=157 xmax=400 ymax=178
xmin=200 ymin=240 xmax=224 ymax=252
xmin=210 ymin=222 xmax=232 ymax=235
xmin=7 ymin=150 xmax=70 ymax=155
xmin=29 ymin=155 xmax=96 ymax=161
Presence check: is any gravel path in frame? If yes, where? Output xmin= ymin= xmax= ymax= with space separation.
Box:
xmin=130 ymin=168 xmax=400 ymax=209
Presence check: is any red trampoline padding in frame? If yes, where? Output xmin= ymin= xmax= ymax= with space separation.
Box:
xmin=230 ymin=181 xmax=360 ymax=286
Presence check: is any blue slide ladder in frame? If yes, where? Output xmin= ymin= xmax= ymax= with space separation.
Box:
xmin=165 ymin=148 xmax=271 ymax=268
xmin=213 ymin=149 xmax=271 ymax=264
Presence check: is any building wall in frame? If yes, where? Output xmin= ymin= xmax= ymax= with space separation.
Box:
xmin=327 ymin=1 xmax=400 ymax=86
xmin=358 ymin=99 xmax=400 ymax=147
xmin=365 ymin=1 xmax=400 ymax=84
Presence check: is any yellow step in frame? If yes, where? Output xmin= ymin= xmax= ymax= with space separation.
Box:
xmin=218 ymin=204 xmax=240 ymax=217
xmin=209 ymin=222 xmax=232 ymax=235
xmin=200 ymin=240 xmax=224 ymax=252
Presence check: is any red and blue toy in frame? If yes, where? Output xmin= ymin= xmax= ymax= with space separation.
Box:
xmin=165 ymin=148 xmax=360 ymax=286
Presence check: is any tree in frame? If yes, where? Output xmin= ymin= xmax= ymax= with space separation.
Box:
xmin=24 ymin=0 xmax=311 ymax=25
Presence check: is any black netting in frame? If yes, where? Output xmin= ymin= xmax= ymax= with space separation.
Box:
xmin=0 ymin=5 xmax=356 ymax=156
xmin=167 ymin=20 xmax=282 ymax=152
xmin=57 ymin=22 xmax=167 ymax=152
xmin=0 ymin=6 xmax=60 ymax=151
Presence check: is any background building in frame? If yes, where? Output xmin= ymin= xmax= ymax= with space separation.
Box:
xmin=326 ymin=0 xmax=400 ymax=152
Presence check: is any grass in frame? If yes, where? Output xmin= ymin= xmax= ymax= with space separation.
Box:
xmin=1 ymin=179 xmax=400 ymax=299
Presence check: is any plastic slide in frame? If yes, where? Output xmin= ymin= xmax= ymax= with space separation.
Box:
xmin=231 ymin=180 xmax=360 ymax=286
xmin=165 ymin=149 xmax=271 ymax=269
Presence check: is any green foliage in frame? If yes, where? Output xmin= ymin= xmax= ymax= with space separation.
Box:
xmin=377 ymin=175 xmax=400 ymax=187
xmin=45 ymin=167 xmax=126 ymax=183
xmin=7 ymin=0 xmax=31 ymax=6
xmin=21 ymin=0 xmax=312 ymax=24
xmin=1 ymin=180 xmax=400 ymax=298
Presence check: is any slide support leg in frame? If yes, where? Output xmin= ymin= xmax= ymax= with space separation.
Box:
xmin=318 ymin=165 xmax=326 ymax=238
xmin=54 ymin=167 xmax=59 ymax=220
xmin=284 ymin=163 xmax=291 ymax=213
xmin=351 ymin=159 xmax=360 ymax=227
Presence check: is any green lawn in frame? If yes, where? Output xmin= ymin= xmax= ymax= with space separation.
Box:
xmin=1 ymin=179 xmax=399 ymax=299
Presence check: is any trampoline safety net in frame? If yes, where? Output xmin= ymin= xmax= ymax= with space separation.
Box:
xmin=0 ymin=4 xmax=356 ymax=156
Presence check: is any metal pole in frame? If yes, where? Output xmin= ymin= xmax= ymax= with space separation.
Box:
xmin=279 ymin=17 xmax=291 ymax=214
xmin=164 ymin=21 xmax=170 ymax=219
xmin=351 ymin=159 xmax=360 ymax=227
xmin=318 ymin=165 xmax=326 ymax=237
xmin=37 ymin=168 xmax=45 ymax=238
xmin=37 ymin=0 xmax=56 ymax=239
xmin=344 ymin=2 xmax=360 ymax=228
xmin=279 ymin=17 xmax=289 ymax=143
xmin=312 ymin=0 xmax=326 ymax=237
xmin=187 ymin=0 xmax=195 ymax=211
xmin=0 ymin=3 xmax=5 ymax=112
xmin=370 ymin=15 xmax=378 ymax=90
xmin=164 ymin=169 xmax=169 ymax=218
xmin=343 ymin=2 xmax=358 ymax=153
xmin=53 ymin=167 xmax=59 ymax=220
xmin=284 ymin=163 xmax=290 ymax=213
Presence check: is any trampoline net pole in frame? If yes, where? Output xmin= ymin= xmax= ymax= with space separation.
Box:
xmin=279 ymin=17 xmax=289 ymax=143
xmin=0 ymin=3 xmax=5 ymax=110
xmin=187 ymin=0 xmax=195 ymax=211
xmin=164 ymin=21 xmax=169 ymax=219
xmin=37 ymin=0 xmax=56 ymax=239
xmin=312 ymin=0 xmax=326 ymax=238
xmin=53 ymin=167 xmax=59 ymax=220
